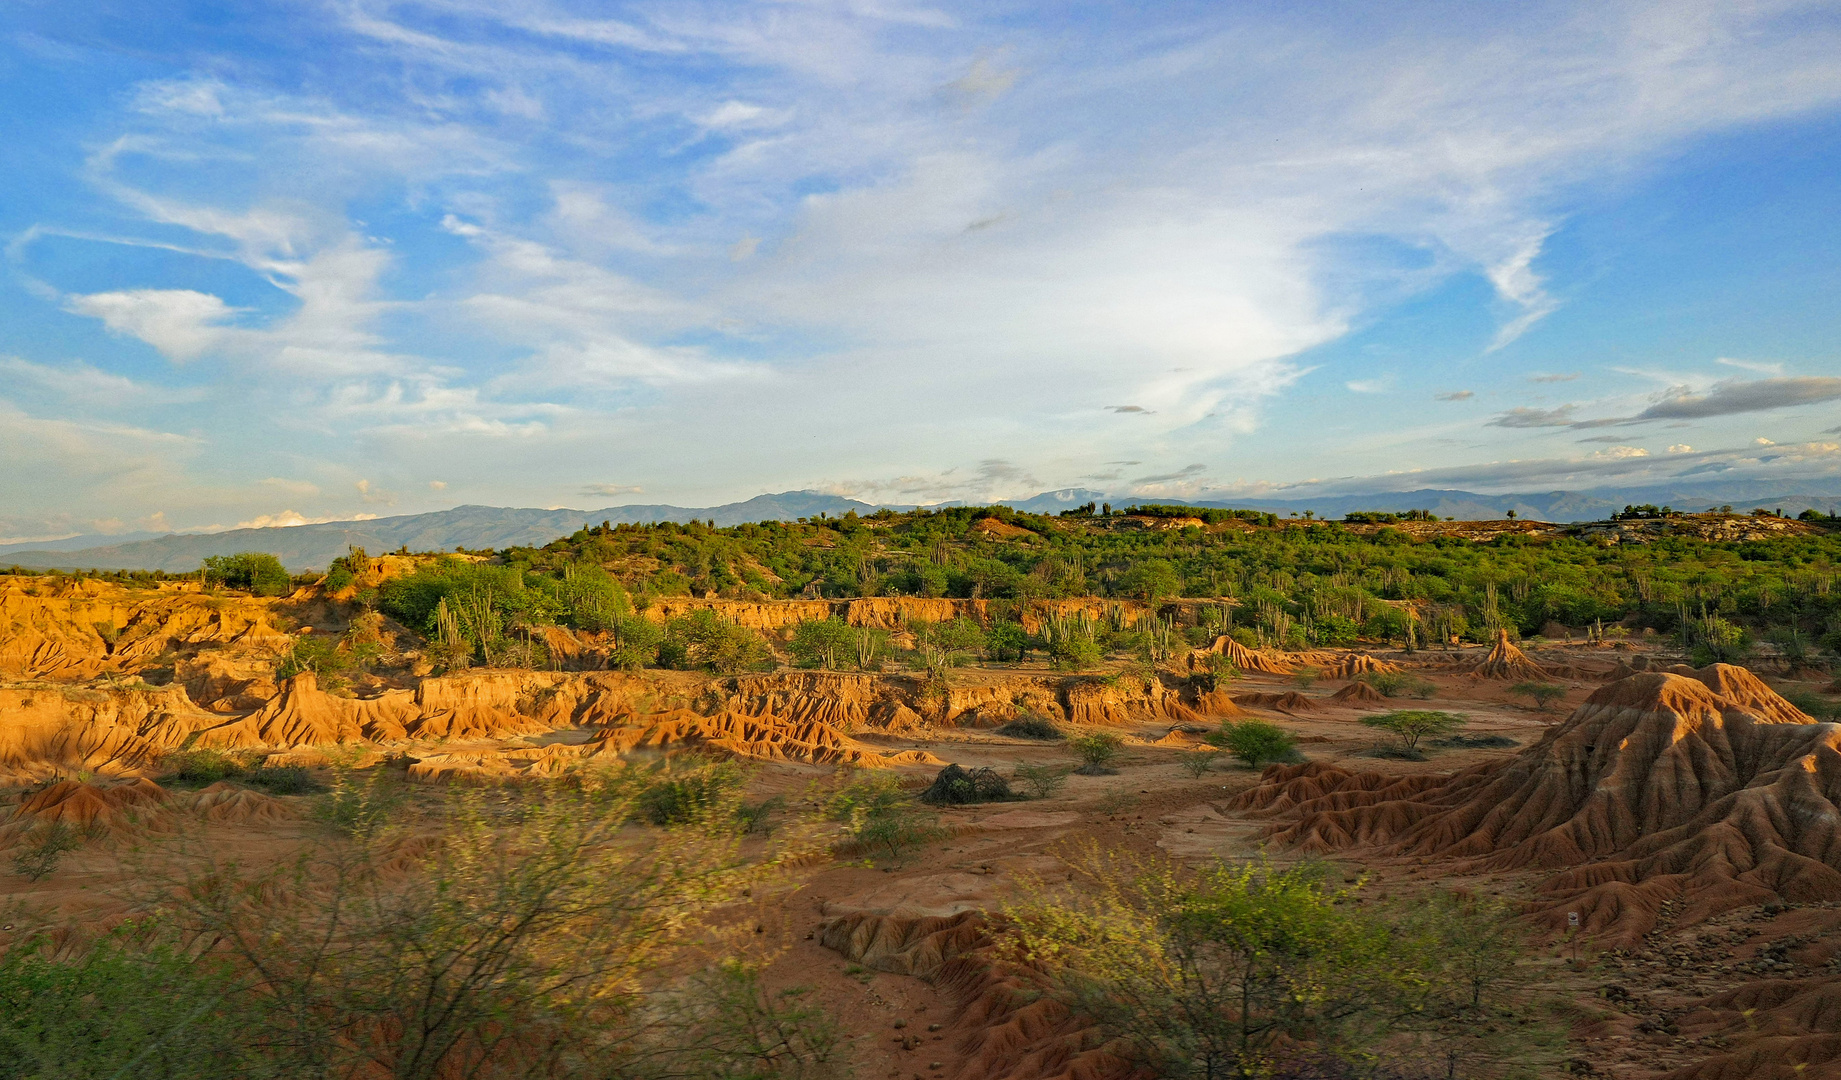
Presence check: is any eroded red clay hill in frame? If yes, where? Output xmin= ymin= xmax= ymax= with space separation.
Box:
xmin=1234 ymin=664 xmax=1834 ymax=945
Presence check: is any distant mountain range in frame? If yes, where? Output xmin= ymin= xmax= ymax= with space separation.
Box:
xmin=7 ymin=485 xmax=1837 ymax=573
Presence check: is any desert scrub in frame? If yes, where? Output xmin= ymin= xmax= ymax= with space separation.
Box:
xmin=10 ymin=822 xmax=81 ymax=882
xmin=160 ymin=748 xmax=261 ymax=787
xmin=1069 ymin=732 xmax=1125 ymax=775
xmin=1013 ymin=763 xmax=1075 ymax=799
xmin=918 ymin=764 xmax=1017 ymax=805
xmin=995 ymin=716 xmax=1063 ymax=740
xmin=827 ymin=772 xmax=943 ymax=862
xmin=1003 ymin=851 xmax=1563 ymax=1080
xmin=636 ymin=763 xmax=746 ymax=826
xmin=1178 ymin=749 xmax=1221 ymax=779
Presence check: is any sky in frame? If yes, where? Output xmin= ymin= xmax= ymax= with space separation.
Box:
xmin=3 ymin=0 xmax=1841 ymax=541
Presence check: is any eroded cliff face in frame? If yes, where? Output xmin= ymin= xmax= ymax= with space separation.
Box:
xmin=0 ymin=578 xmax=1232 ymax=785
xmin=0 ymin=579 xmax=293 ymax=681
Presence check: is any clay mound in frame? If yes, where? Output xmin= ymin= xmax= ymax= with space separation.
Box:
xmin=588 ymin=709 xmax=943 ymax=769
xmin=0 ymin=685 xmax=221 ymax=784
xmin=1319 ymin=653 xmax=1402 ymax=680
xmin=820 ymin=911 xmax=1130 ymax=1080
xmin=1190 ymin=689 xmax=1245 ymax=718
xmin=1663 ymin=975 xmax=1841 ymax=1079
xmin=1232 ymin=664 xmax=1837 ymax=944
xmin=1469 ymin=628 xmax=1552 ymax=680
xmin=1197 ymin=635 xmax=1295 ymax=675
xmin=1231 ymin=690 xmax=1320 ymax=714
xmin=406 ymin=751 xmax=524 ymax=785
xmin=1330 ymin=681 xmax=1384 ymax=706
xmin=4 ymin=778 xmax=171 ymax=838
xmin=199 ymin=672 xmax=410 ymax=749
xmin=188 ymin=782 xmax=299 ymax=823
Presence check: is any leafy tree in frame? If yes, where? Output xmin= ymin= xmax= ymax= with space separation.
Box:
xmin=1507 ymin=681 xmax=1567 ymax=713
xmin=1118 ymin=558 xmax=1182 ymax=601
xmin=986 ymin=620 xmax=1030 ymax=662
xmin=201 ymin=553 xmax=292 ymax=597
xmin=790 ymin=618 xmax=856 ymax=670
xmin=662 ymin=610 xmax=769 ymax=674
xmin=1362 ymin=710 xmax=1466 ymax=754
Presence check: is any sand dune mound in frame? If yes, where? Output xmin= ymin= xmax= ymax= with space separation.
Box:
xmin=188 ymin=782 xmax=299 ymax=823
xmin=1469 ymin=628 xmax=1552 ymax=680
xmin=1663 ymin=975 xmax=1841 ymax=1079
xmin=1320 ymin=653 xmax=1402 ymax=679
xmin=1330 ymin=681 xmax=1384 ymax=706
xmin=589 ymin=709 xmax=943 ymax=768
xmin=3 ymin=778 xmax=171 ymax=840
xmin=1231 ymin=664 xmax=1835 ymax=943
xmin=1232 ymin=690 xmax=1320 ymax=714
xmin=1196 ymin=636 xmax=1295 ymax=675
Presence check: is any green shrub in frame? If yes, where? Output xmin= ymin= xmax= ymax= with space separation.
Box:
xmin=1507 ymin=681 xmax=1566 ymax=712
xmin=986 ymin=620 xmax=1030 ymax=662
xmin=244 ymin=766 xmax=317 ymax=796
xmin=1014 ymin=763 xmax=1075 ymax=799
xmin=638 ymin=766 xmax=745 ymax=826
xmin=662 ymin=611 xmax=769 ymax=674
xmin=827 ymin=772 xmax=942 ymax=862
xmin=1049 ymin=635 xmax=1104 ymax=671
xmin=161 ymin=748 xmax=251 ymax=786
xmin=1069 ymin=732 xmax=1125 ymax=774
xmin=1178 ymin=749 xmax=1221 ymax=779
xmin=1206 ymin=720 xmax=1295 ymax=768
xmin=0 ymin=926 xmax=264 ymax=1077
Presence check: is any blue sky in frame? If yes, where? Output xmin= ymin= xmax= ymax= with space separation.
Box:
xmin=3 ymin=0 xmax=1841 ymax=539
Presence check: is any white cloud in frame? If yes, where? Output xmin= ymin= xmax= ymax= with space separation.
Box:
xmin=1346 ymin=379 xmax=1390 ymax=394
xmin=1668 ymin=443 xmax=1694 ymax=453
xmin=64 ymin=289 xmax=239 ymax=361
xmin=236 ymin=510 xmax=381 ymax=529
xmin=1591 ymin=445 xmax=1650 ymax=459
xmin=12 ymin=0 xmax=1841 ymax=530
